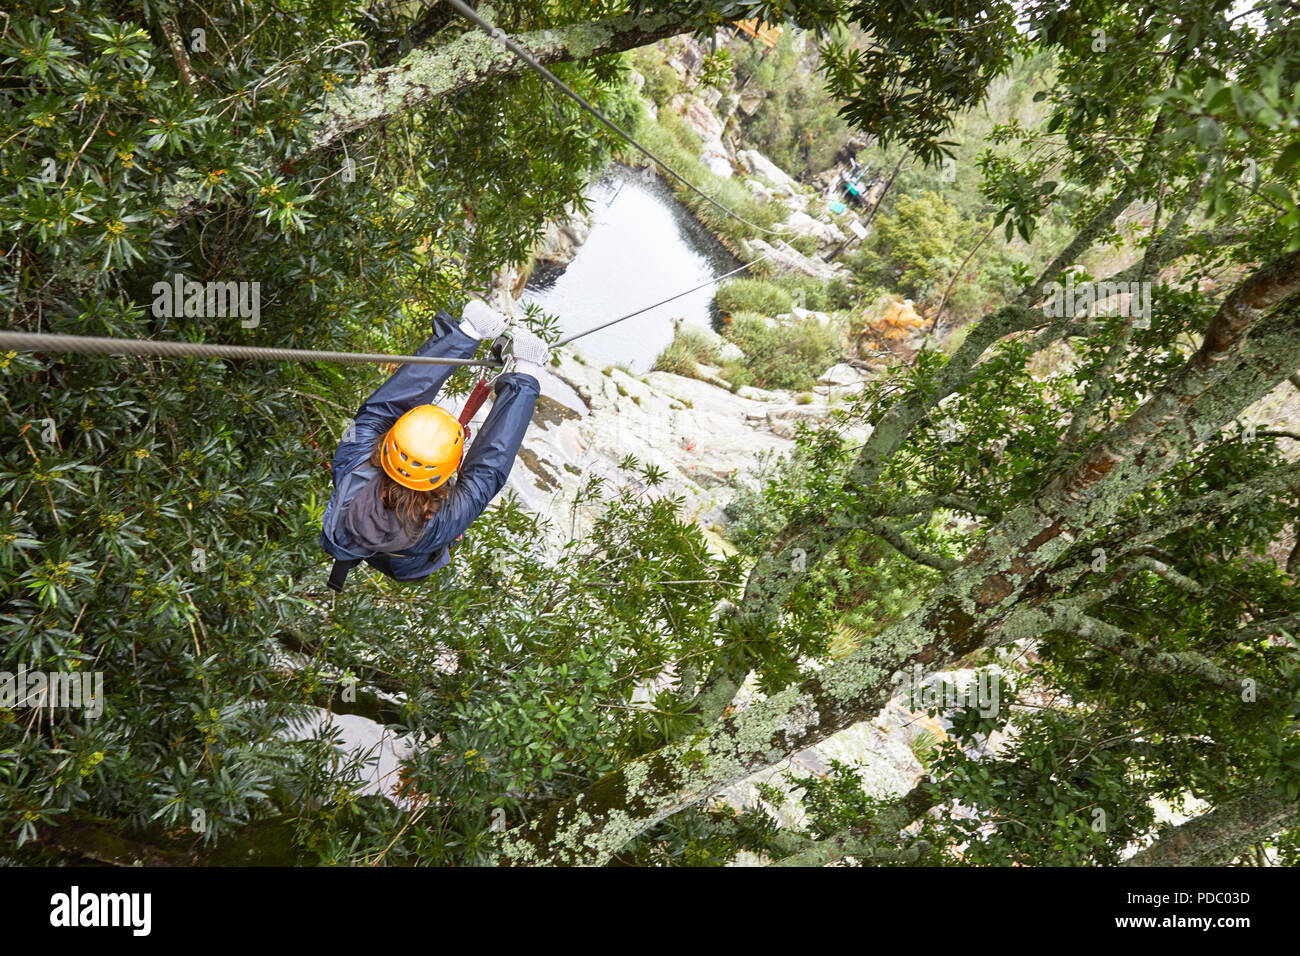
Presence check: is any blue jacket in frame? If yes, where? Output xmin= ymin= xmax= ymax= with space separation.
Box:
xmin=319 ymin=309 xmax=540 ymax=582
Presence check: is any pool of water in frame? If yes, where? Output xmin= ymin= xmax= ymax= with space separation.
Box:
xmin=519 ymin=162 xmax=740 ymax=373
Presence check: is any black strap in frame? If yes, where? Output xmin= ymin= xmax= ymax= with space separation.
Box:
xmin=327 ymin=558 xmax=362 ymax=593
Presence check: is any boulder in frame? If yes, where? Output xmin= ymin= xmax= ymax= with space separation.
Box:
xmin=682 ymin=322 xmax=745 ymax=364
xmin=530 ymin=202 xmax=592 ymax=268
xmin=669 ymin=92 xmax=724 ymax=142
xmin=790 ymin=306 xmax=835 ymax=325
xmin=736 ymin=148 xmax=798 ymax=196
xmin=818 ymin=362 xmax=864 ymax=387
xmin=717 ymin=341 xmax=745 ymax=363
xmin=736 ymin=385 xmax=781 ymax=402
xmin=488 ymin=346 xmax=797 ymax=550
xmin=782 ymin=209 xmax=846 ymax=247
xmin=742 ymin=238 xmax=850 ymax=282
xmin=744 ymin=179 xmax=775 ymax=202
xmin=736 ymin=89 xmax=765 ymax=116
xmin=781 ymin=192 xmax=810 ymax=214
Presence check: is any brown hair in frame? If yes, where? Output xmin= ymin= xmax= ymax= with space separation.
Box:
xmin=370 ymin=435 xmax=452 ymax=538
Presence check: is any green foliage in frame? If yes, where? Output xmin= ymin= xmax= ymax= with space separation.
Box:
xmin=652 ymin=325 xmax=719 ymax=376
xmin=714 ymin=277 xmax=793 ymax=316
xmin=789 ymin=759 xmax=883 ymax=840
xmin=697 ymin=47 xmax=734 ymax=90
xmin=717 ymin=275 xmax=852 ymax=317
xmin=820 ymin=3 xmax=1022 ymax=166
xmin=719 ymin=312 xmax=843 ymax=391
xmin=854 ymin=191 xmax=994 ymax=314
xmin=732 ymin=27 xmax=853 ymax=180
xmin=0 ymin=0 xmax=719 ymax=863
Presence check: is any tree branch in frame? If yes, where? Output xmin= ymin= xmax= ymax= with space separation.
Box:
xmin=1125 ymin=784 xmax=1300 ymax=866
xmin=770 ymin=781 xmax=937 ymax=867
xmin=162 ymin=9 xmax=695 ymax=221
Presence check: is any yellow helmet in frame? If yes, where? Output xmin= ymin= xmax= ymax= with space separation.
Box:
xmin=379 ymin=405 xmax=464 ymax=490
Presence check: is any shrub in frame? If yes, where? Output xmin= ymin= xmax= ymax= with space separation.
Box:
xmin=653 ymin=339 xmax=698 ymax=376
xmin=715 ymin=278 xmax=793 ymax=316
xmin=678 ymin=326 xmax=722 ymax=364
xmin=851 ymin=191 xmax=994 ymax=318
xmin=789 ymin=234 xmax=820 ymax=257
xmin=777 ymin=274 xmax=831 ymax=312
xmin=653 ymin=324 xmax=720 ymax=376
xmin=720 ymin=312 xmax=844 ymax=391
xmin=659 ymin=108 xmax=703 ymax=153
xmin=631 ymin=48 xmax=684 ymax=104
xmin=826 ymin=277 xmax=853 ymax=310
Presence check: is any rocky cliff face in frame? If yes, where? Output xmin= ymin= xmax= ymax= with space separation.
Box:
xmin=455 ymin=343 xmax=873 ymax=554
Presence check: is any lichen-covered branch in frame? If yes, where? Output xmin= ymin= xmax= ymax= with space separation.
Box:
xmin=162 ymin=9 xmax=694 ymax=221
xmin=308 ymin=10 xmax=689 ymax=150
xmin=1124 ymin=784 xmax=1300 ymax=866
xmin=770 ymin=781 xmax=937 ymax=867
xmin=1028 ymin=604 xmax=1278 ymax=699
xmin=857 ymin=515 xmax=958 ymax=571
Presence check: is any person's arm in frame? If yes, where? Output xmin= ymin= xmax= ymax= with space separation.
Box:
xmin=331 ymin=310 xmax=483 ymax=481
xmin=409 ymin=371 xmax=540 ymax=548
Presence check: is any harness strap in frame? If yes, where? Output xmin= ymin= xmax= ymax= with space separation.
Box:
xmin=458 ymin=376 xmax=495 ymax=440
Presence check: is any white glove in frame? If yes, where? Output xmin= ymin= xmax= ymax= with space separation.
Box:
xmin=506 ymin=328 xmax=550 ymax=380
xmin=458 ymin=298 xmax=509 ymax=341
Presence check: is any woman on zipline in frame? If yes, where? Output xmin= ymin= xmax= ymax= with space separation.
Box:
xmin=319 ymin=300 xmax=548 ymax=591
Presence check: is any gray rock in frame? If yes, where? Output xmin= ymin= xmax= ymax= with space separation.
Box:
xmin=745 ymin=178 xmax=775 ymax=202
xmin=530 ymin=202 xmax=592 ymax=268
xmin=783 ymin=210 xmax=846 ymax=247
xmin=668 ymin=93 xmax=732 ymax=179
xmin=470 ymin=345 xmax=799 ymax=550
xmin=742 ymin=238 xmax=850 ymax=282
xmin=737 ymin=90 xmax=765 ymax=116
xmin=790 ymin=306 xmax=835 ymax=325
xmin=737 ymin=148 xmax=798 ymax=196
xmin=818 ymin=362 xmax=864 ymax=387
xmin=679 ymin=322 xmax=745 ymax=363
xmin=782 ymin=192 xmax=810 ymax=214
xmin=717 ymin=341 xmax=745 ymax=363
